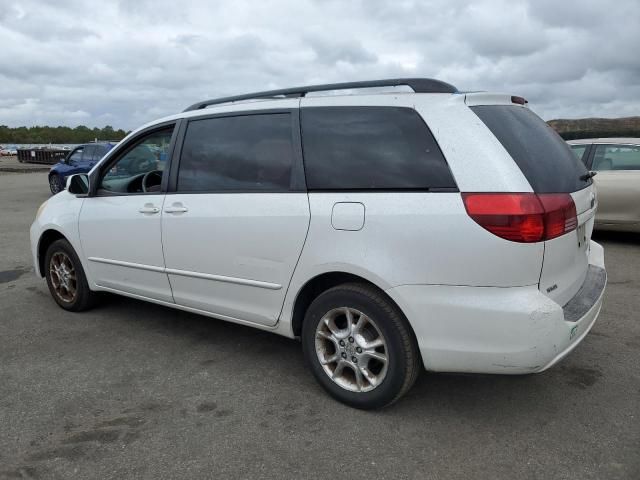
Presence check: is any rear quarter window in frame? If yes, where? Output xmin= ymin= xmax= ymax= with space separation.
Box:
xmin=300 ymin=107 xmax=457 ymax=190
xmin=471 ymin=106 xmax=591 ymax=193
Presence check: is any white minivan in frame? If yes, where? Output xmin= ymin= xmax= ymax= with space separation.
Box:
xmin=31 ymin=78 xmax=606 ymax=409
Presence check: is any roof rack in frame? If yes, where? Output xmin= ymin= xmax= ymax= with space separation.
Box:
xmin=183 ymin=78 xmax=458 ymax=112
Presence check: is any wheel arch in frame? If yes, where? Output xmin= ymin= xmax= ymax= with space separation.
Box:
xmin=36 ymin=229 xmax=68 ymax=277
xmin=48 ymin=169 xmax=64 ymax=180
xmin=290 ymin=271 xmax=413 ymax=339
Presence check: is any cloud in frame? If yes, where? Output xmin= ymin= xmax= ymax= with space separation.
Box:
xmin=0 ymin=0 xmax=638 ymax=129
xmin=305 ymin=35 xmax=378 ymax=66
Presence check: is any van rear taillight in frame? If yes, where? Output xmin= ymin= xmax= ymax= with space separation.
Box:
xmin=538 ymin=194 xmax=578 ymax=239
xmin=462 ymin=193 xmax=577 ymax=243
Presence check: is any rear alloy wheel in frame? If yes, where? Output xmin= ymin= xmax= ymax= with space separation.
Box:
xmin=49 ymin=174 xmax=63 ymax=194
xmin=315 ymin=307 xmax=389 ymax=392
xmin=302 ymin=283 xmax=421 ymax=409
xmin=44 ymin=239 xmax=96 ymax=311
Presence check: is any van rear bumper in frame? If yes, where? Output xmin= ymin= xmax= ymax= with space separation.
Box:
xmin=386 ymin=241 xmax=606 ymax=374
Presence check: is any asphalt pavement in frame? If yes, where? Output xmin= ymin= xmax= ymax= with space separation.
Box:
xmin=0 ymin=171 xmax=638 ymax=479
xmin=0 ymin=157 xmax=50 ymax=173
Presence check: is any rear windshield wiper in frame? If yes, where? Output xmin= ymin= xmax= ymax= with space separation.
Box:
xmin=580 ymin=171 xmax=597 ymax=181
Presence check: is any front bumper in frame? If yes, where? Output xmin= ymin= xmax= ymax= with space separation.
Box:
xmin=30 ymin=220 xmax=43 ymax=277
xmin=386 ymin=241 xmax=606 ymax=374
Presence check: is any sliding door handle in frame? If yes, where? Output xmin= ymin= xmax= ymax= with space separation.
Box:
xmin=165 ymin=203 xmax=188 ymax=214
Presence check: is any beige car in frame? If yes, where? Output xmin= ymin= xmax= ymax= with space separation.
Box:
xmin=569 ymin=138 xmax=640 ymax=232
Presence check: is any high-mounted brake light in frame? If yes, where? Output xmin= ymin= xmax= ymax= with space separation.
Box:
xmin=511 ymin=95 xmax=528 ymax=105
xmin=462 ymin=193 xmax=577 ymax=243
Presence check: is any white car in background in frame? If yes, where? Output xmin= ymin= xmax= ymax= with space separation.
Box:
xmin=31 ymin=79 xmax=606 ymax=409
xmin=1 ymin=147 xmax=17 ymax=156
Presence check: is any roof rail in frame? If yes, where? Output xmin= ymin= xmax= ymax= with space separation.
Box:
xmin=183 ymin=78 xmax=458 ymax=112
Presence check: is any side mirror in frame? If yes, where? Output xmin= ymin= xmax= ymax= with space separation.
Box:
xmin=67 ymin=174 xmax=89 ymax=195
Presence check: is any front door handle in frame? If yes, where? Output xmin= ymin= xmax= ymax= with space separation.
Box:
xmin=165 ymin=203 xmax=188 ymax=214
xmin=139 ymin=203 xmax=160 ymax=214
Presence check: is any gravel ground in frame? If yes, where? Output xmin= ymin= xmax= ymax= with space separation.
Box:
xmin=0 ymin=172 xmax=638 ymax=480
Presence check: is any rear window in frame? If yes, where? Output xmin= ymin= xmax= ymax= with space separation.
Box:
xmin=300 ymin=107 xmax=456 ymax=190
xmin=471 ymin=106 xmax=591 ymax=193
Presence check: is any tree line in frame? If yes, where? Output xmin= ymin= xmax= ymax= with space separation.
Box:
xmin=548 ymin=117 xmax=640 ymax=140
xmin=1 ymin=122 xmax=638 ymax=145
xmin=0 ymin=125 xmax=129 ymax=144
xmin=556 ymin=129 xmax=640 ymax=140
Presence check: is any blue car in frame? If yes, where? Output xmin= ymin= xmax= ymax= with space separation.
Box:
xmin=48 ymin=142 xmax=117 ymax=194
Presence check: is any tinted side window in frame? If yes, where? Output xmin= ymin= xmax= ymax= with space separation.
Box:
xmin=592 ymin=144 xmax=640 ymax=171
xmin=178 ymin=114 xmax=296 ymax=192
xmin=471 ymin=105 xmax=591 ymax=193
xmin=301 ymin=107 xmax=456 ymax=190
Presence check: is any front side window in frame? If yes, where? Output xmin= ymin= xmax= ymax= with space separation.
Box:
xmin=177 ymin=113 xmax=296 ymax=192
xmin=592 ymin=144 xmax=640 ymax=171
xmin=98 ymin=127 xmax=174 ymax=194
xmin=300 ymin=107 xmax=456 ymax=190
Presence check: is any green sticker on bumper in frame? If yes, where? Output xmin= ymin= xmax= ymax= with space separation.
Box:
xmin=570 ymin=325 xmax=578 ymax=340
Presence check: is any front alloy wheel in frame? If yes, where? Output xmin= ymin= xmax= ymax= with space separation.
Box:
xmin=49 ymin=251 xmax=77 ymax=303
xmin=44 ymin=239 xmax=96 ymax=311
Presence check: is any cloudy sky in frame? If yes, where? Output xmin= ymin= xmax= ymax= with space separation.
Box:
xmin=0 ymin=0 xmax=638 ymax=129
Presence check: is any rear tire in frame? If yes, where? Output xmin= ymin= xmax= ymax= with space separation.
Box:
xmin=49 ymin=174 xmax=63 ymax=195
xmin=302 ymin=282 xmax=421 ymax=409
xmin=44 ymin=239 xmax=96 ymax=311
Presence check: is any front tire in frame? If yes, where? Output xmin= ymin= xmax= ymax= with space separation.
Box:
xmin=49 ymin=174 xmax=63 ymax=195
xmin=302 ymin=283 xmax=421 ymax=409
xmin=44 ymin=239 xmax=96 ymax=311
